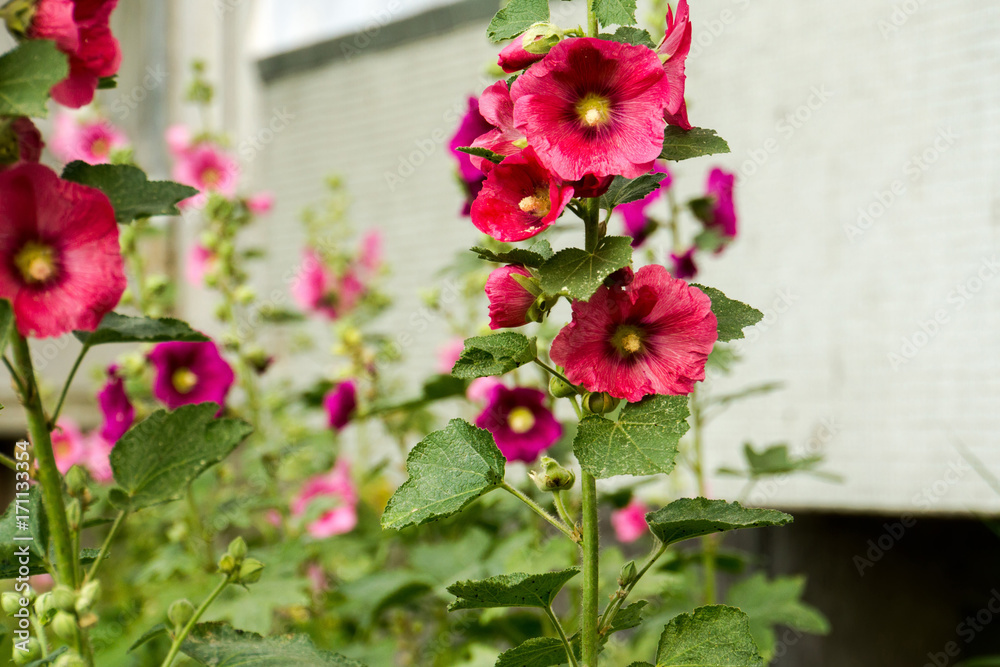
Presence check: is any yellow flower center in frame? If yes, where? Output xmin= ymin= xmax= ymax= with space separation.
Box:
xmin=508 ymin=406 xmax=536 ymax=434
xmin=14 ymin=241 xmax=58 ymax=284
xmin=518 ymin=189 xmax=551 ymax=218
xmin=575 ymin=93 xmax=612 ymax=128
xmin=201 ymin=167 xmax=221 ymax=188
xmin=91 ymin=137 xmax=110 ymax=157
xmin=172 ymin=368 xmax=198 ymax=394
xmin=611 ymin=325 xmax=646 ymax=357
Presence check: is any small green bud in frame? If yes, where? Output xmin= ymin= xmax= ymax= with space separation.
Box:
xmin=65 ymin=499 xmax=82 ymax=530
xmin=75 ymin=581 xmax=100 ymax=615
xmin=52 ymin=586 xmax=77 ymax=613
xmin=227 ymin=536 xmax=248 ymax=561
xmin=1 ymin=591 xmax=23 ymax=615
xmin=145 ymin=274 xmax=170 ymax=294
xmin=218 ymin=554 xmax=237 ymax=575
xmin=237 ymin=558 xmax=265 ymax=584
xmin=167 ymin=521 xmax=188 ymax=543
xmin=233 ymin=285 xmax=255 ymax=305
xmin=214 ymin=303 xmax=232 ymax=322
xmin=530 ymin=457 xmax=576 ymax=492
xmin=167 ymin=599 xmax=196 ymax=630
xmin=65 ymin=465 xmax=89 ymax=496
xmin=582 ymin=391 xmax=620 ymax=415
xmin=618 ymin=560 xmax=638 ymax=588
xmin=12 ymin=638 xmax=41 ymax=665
xmin=548 ymin=374 xmax=578 ymax=398
xmin=53 ymin=652 xmax=87 ymax=667
xmin=51 ymin=610 xmax=78 ymax=641
xmin=0 ymin=0 xmax=37 ymax=38
xmin=34 ymin=592 xmax=54 ymax=618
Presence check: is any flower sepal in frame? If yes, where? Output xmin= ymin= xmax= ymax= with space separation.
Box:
xmin=529 ymin=456 xmax=576 ymax=492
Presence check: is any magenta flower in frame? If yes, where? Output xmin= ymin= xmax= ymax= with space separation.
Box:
xmin=28 ymin=0 xmax=121 ymax=108
xmin=470 ymin=80 xmax=527 ymax=172
xmin=551 ymin=264 xmax=717 ymax=402
xmin=50 ymin=419 xmax=86 ymax=474
xmin=471 ymin=148 xmax=574 ymax=242
xmin=656 ymin=0 xmax=693 ymax=130
xmin=568 ymin=174 xmax=614 ymax=199
xmin=0 ymin=163 xmax=125 ymax=338
xmin=475 ymin=385 xmax=562 ymax=463
xmin=485 ymin=265 xmax=537 ymax=329
xmin=704 ymin=168 xmax=737 ymax=239
xmin=0 ymin=118 xmax=44 ymax=172
xmin=185 ymin=244 xmax=216 ymax=287
xmin=611 ymin=499 xmax=650 ymax=543
xmin=51 ymin=113 xmax=128 ymax=165
xmin=98 ymin=366 xmax=133 ymax=443
xmin=510 ymin=38 xmax=671 ymax=181
xmin=670 ymin=247 xmax=698 ymax=280
xmin=498 ymin=35 xmax=548 ymax=73
xmin=358 ymin=230 xmax=383 ymax=276
xmin=291 ymin=460 xmax=359 ymax=538
xmin=449 ymin=96 xmax=494 ymax=184
xmin=246 ymin=191 xmax=274 ymax=214
xmin=437 ymin=338 xmax=466 ymax=374
xmin=290 ymin=249 xmax=364 ymax=320
xmin=324 ymin=380 xmax=357 ymax=431
xmin=618 ymin=162 xmax=672 ymax=247
xmin=148 ymin=341 xmax=235 ymax=413
xmin=172 ymin=142 xmax=240 ymax=208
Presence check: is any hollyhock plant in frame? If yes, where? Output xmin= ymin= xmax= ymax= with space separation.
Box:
xmin=172 ymin=142 xmax=240 ymax=207
xmin=657 ymin=0 xmax=694 ymax=130
xmin=291 ymin=460 xmax=359 ymax=538
xmin=148 ymin=340 xmax=235 ymax=413
xmin=510 ymin=38 xmax=671 ymax=181
xmin=324 ymin=380 xmax=357 ymax=431
xmin=291 ymin=249 xmax=364 ymax=320
xmin=469 ymin=80 xmax=527 ymax=172
xmin=704 ymin=167 xmax=738 ymax=239
xmin=670 ymin=247 xmax=698 ymax=279
xmin=471 ymin=148 xmax=574 ymax=242
xmin=475 ymin=384 xmax=562 ymax=463
xmin=0 ymin=163 xmax=126 ymax=338
xmin=611 ymin=499 xmax=650 ymax=543
xmin=51 ymin=113 xmax=128 ymax=164
xmin=0 ymin=117 xmax=43 ymax=171
xmin=50 ymin=418 xmax=86 ymax=474
xmin=27 ymin=0 xmax=121 ymax=108
xmin=485 ymin=264 xmax=538 ymax=329
xmin=98 ymin=366 xmax=134 ymax=443
xmin=618 ymin=162 xmax=672 ymax=247
xmin=551 ymin=264 xmax=718 ymax=402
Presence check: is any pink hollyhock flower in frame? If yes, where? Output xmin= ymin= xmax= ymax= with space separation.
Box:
xmin=550 ymin=264 xmax=717 ymax=402
xmin=50 ymin=419 xmax=86 ymax=474
xmin=485 ymin=264 xmax=537 ymax=329
xmin=148 ymin=341 xmax=235 ymax=413
xmin=670 ymin=247 xmax=698 ymax=280
xmin=611 ymin=499 xmax=650 ymax=543
xmin=165 ymin=124 xmax=192 ymax=157
xmin=28 ymin=0 xmax=121 ymax=109
xmin=98 ymin=366 xmax=133 ymax=443
xmin=618 ymin=163 xmax=672 ymax=247
xmin=290 ymin=249 xmax=364 ymax=320
xmin=510 ymin=38 xmax=671 ymax=181
xmin=358 ymin=229 xmax=383 ymax=276
xmin=497 ymin=35 xmax=549 ymax=73
xmin=291 ymin=460 xmax=359 ymax=539
xmin=172 ymin=143 xmax=240 ymax=208
xmin=475 ymin=385 xmax=562 ymax=463
xmin=185 ymin=244 xmax=216 ymax=286
xmin=470 ymin=81 xmax=526 ymax=172
xmin=449 ymin=96 xmax=493 ymax=185
xmin=569 ymin=174 xmax=614 ymax=199
xmin=471 ymin=148 xmax=574 ymax=242
xmin=0 ymin=118 xmax=44 ymax=171
xmin=0 ymin=163 xmax=125 ymax=338
xmin=656 ymin=0 xmax=693 ymax=130
xmin=705 ymin=168 xmax=737 ymax=239
xmin=51 ymin=113 xmax=127 ymax=165
xmin=246 ymin=191 xmax=275 ymax=214
xmin=467 ymin=376 xmax=503 ymax=404
xmin=324 ymin=380 xmax=357 ymax=431
xmin=83 ymin=433 xmax=114 ymax=483
xmin=437 ymin=338 xmax=465 ymax=374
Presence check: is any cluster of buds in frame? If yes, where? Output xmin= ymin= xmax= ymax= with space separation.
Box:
xmin=217 ymin=536 xmax=265 ymax=585
xmin=3 ymin=580 xmax=101 ymax=666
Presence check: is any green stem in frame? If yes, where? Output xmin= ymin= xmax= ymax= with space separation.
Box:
xmin=666 ymin=187 xmax=684 ymax=255
xmin=546 ymin=606 xmax=581 ymax=667
xmin=533 ymin=358 xmax=579 ymax=392
xmin=50 ymin=344 xmax=89 ymax=430
xmin=690 ymin=387 xmax=716 ymax=605
xmin=502 ymin=482 xmax=579 ymax=544
xmin=186 ymin=486 xmax=215 ymax=568
xmin=553 ymin=491 xmax=575 ymax=530
xmin=580 ymin=471 xmax=599 ymax=667
xmin=160 ymin=574 xmax=232 ymax=667
xmin=599 ymin=542 xmax=668 ymax=633
xmin=569 ymin=395 xmax=584 ymax=420
xmin=584 ymin=197 xmax=602 ymax=253
xmin=84 ymin=510 xmax=127 ymax=584
xmin=586 ymin=0 xmax=599 ymax=38
xmin=31 ymin=615 xmax=49 ymax=657
xmin=0 ymin=451 xmax=16 ymax=472
xmin=3 ymin=355 xmax=25 ymax=396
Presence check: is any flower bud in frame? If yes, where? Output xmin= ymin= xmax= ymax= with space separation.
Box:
xmin=618 ymin=560 xmax=638 ymax=588
xmin=497 ymin=22 xmax=561 ymax=72
xmin=582 ymin=391 xmax=620 ymax=415
xmin=0 ymin=0 xmax=36 ymax=38
xmin=548 ymin=374 xmax=578 ymax=398
xmin=218 ymin=554 xmax=237 ymax=575
xmin=51 ymin=610 xmax=78 ymax=641
xmin=53 ymin=652 xmax=87 ymax=667
xmin=238 ymin=558 xmax=265 ymax=584
xmin=168 ymin=599 xmax=196 ymax=630
xmin=486 ymin=265 xmax=539 ymax=329
xmin=530 ymin=457 xmax=576 ymax=492
xmin=65 ymin=465 xmax=89 ymax=496
xmin=227 ymin=536 xmax=248 ymax=562
xmin=75 ymin=581 xmax=100 ymax=615
xmin=12 ymin=638 xmax=41 ymax=664
xmin=1 ymin=592 xmax=23 ymax=615
xmin=52 ymin=586 xmax=77 ymax=613
xmin=34 ymin=592 xmax=54 ymax=618
xmin=65 ymin=499 xmax=82 ymax=530
xmin=145 ymin=274 xmax=170 ymax=295
xmin=233 ymin=285 xmax=256 ymax=305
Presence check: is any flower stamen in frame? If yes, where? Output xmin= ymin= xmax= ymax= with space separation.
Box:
xmin=14 ymin=241 xmax=58 ymax=284
xmin=508 ymin=406 xmax=536 ymax=434
xmin=172 ymin=368 xmax=198 ymax=394
xmin=519 ymin=189 xmax=551 ymax=218
xmin=611 ymin=325 xmax=647 ymax=357
xmin=575 ymin=93 xmax=612 ymax=128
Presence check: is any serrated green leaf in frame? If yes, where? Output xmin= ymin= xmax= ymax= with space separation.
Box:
xmin=421 ymin=374 xmax=467 ymax=401
xmin=451 ymin=332 xmax=537 ymax=379
xmin=691 ymin=285 xmax=763 ymax=342
xmin=628 ymin=663 xmax=655 ymax=667
xmin=487 ymin=0 xmax=550 ymax=42
xmin=538 ymin=236 xmax=632 ymax=301
xmin=495 ymin=637 xmax=574 ymax=667
xmin=73 ymin=312 xmax=209 ymax=347
xmin=605 ymin=26 xmax=655 ymax=48
xmin=447 ymin=568 xmax=579 ymax=611
xmin=725 ymin=573 xmax=829 ymax=661
xmin=600 ymin=173 xmax=668 ymax=210
xmin=655 ymin=605 xmax=763 ymax=667
xmin=381 ymin=419 xmax=506 ymax=530
xmin=609 ymin=600 xmax=649 ymax=633
xmin=0 ymin=40 xmax=68 ymax=117
xmin=574 ymin=395 xmax=688 ymax=479
xmin=646 ymin=498 xmax=793 ymax=548
xmin=471 ymin=242 xmax=553 ymax=268
xmin=61 ymin=162 xmax=198 ymax=223
xmin=128 ymin=623 xmax=169 ymax=653
xmin=457 ymin=146 xmax=505 ymax=164
xmin=0 ymin=299 xmax=13 ymax=357
xmin=593 ymin=0 xmax=637 ymax=27
xmin=659 ymin=127 xmax=731 ymax=162
xmin=181 ymin=622 xmax=366 ymax=666
xmin=110 ymin=403 xmax=252 ymax=510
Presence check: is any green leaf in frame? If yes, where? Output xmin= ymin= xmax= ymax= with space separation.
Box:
xmin=574 ymin=395 xmax=689 ymax=479
xmin=0 ymin=299 xmax=13 ymax=357
xmin=0 ymin=485 xmax=47 ymax=579
xmin=61 ymin=162 xmax=198 ymax=223
xmin=605 ymin=26 xmax=655 ymax=48
xmin=720 ymin=443 xmax=824 ymax=479
xmin=600 ymin=173 xmax=668 ymax=210
xmin=128 ymin=623 xmax=169 ymax=653
xmin=646 ymin=498 xmax=793 ymax=548
xmin=421 ymin=374 xmax=467 ymax=401
xmin=628 ymin=663 xmax=655 ymax=667
xmin=538 ymin=236 xmax=633 ymax=301
xmin=181 ymin=622 xmax=366 ymax=666
xmin=471 ymin=241 xmax=553 ymax=268
xmin=593 ymin=0 xmax=637 ymax=27
xmin=451 ymin=332 xmax=537 ymax=379
xmin=381 ymin=419 xmax=506 ymax=530
xmin=495 ymin=637 xmax=574 ymax=667
xmin=24 ymin=647 xmax=69 ymax=667
xmin=659 ymin=127 xmax=731 ymax=162
xmin=655 ymin=605 xmax=763 ymax=667
xmin=0 ymin=40 xmax=68 ymax=117
xmin=97 ymin=74 xmax=118 ymax=90
xmin=691 ymin=285 xmax=763 ymax=342
xmin=609 ymin=601 xmax=649 ymax=634
xmin=487 ymin=0 xmax=550 ymax=42
xmin=725 ymin=573 xmax=829 ymax=661
xmin=447 ymin=568 xmax=579 ymax=611
xmin=73 ymin=312 xmax=209 ymax=347
xmin=110 ymin=403 xmax=253 ymax=511
xmin=456 ymin=146 xmax=505 ymax=164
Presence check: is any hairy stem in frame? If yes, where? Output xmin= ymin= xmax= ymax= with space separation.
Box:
xmin=599 ymin=542 xmax=668 ymax=633
xmin=580 ymin=471 xmax=600 ymax=666
xmin=50 ymin=344 xmax=90 ymax=427
xmin=546 ymin=605 xmax=581 ymax=667
xmin=690 ymin=387 xmax=717 ymax=604
xmin=533 ymin=357 xmax=579 ymax=392
xmin=587 ymin=0 xmax=599 ymax=38
xmin=502 ymin=482 xmax=579 ymax=544
xmin=84 ymin=510 xmax=127 ymax=584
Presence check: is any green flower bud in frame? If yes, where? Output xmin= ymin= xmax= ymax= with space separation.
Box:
xmin=52 ymin=586 xmax=77 ymax=614
xmin=618 ymin=560 xmax=638 ymax=588
xmin=0 ymin=0 xmax=36 ymax=38
xmin=521 ymin=22 xmax=562 ymax=55
xmin=65 ymin=465 xmax=89 ymax=496
xmin=227 ymin=536 xmax=248 ymax=561
xmin=548 ymin=374 xmax=578 ymax=398
xmin=145 ymin=274 xmax=170 ymax=295
xmin=65 ymin=499 xmax=82 ymax=530
xmin=53 ymin=652 xmax=87 ymax=667
xmin=51 ymin=610 xmax=78 ymax=641
xmin=34 ymin=592 xmax=54 ymax=618
xmin=530 ymin=457 xmax=576 ymax=492
xmin=218 ymin=554 xmax=237 ymax=575
xmin=582 ymin=391 xmax=620 ymax=415
xmin=167 ymin=599 xmax=196 ymax=630
xmin=1 ymin=591 xmax=23 ymax=615
xmin=238 ymin=558 xmax=265 ymax=584
xmin=12 ymin=638 xmax=41 ymax=665
xmin=233 ymin=285 xmax=255 ymax=305
xmin=75 ymin=581 xmax=100 ymax=615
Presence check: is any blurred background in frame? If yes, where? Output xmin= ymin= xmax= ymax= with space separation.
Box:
xmin=2 ymin=1 xmax=999 ymax=664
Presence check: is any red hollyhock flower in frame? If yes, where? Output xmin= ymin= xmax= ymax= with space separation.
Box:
xmin=28 ymin=0 xmax=122 ymax=109
xmin=568 ymin=174 xmax=614 ymax=199
xmin=485 ymin=264 xmax=537 ymax=329
xmin=98 ymin=365 xmax=133 ymax=443
xmin=550 ymin=264 xmax=717 ymax=402
xmin=324 ymin=380 xmax=357 ymax=431
xmin=471 ymin=148 xmax=574 ymax=242
xmin=510 ymin=38 xmax=671 ymax=181
xmin=705 ymin=167 xmax=737 ymax=239
xmin=475 ymin=384 xmax=562 ymax=463
xmin=148 ymin=341 xmax=235 ymax=414
xmin=0 ymin=163 xmax=125 ymax=338
xmin=656 ymin=0 xmax=693 ymax=130
xmin=470 ymin=80 xmax=527 ymax=172
xmin=0 ymin=118 xmax=44 ymax=171
xmin=448 ymin=95 xmax=493 ymax=184
xmin=497 ymin=35 xmax=547 ymax=73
